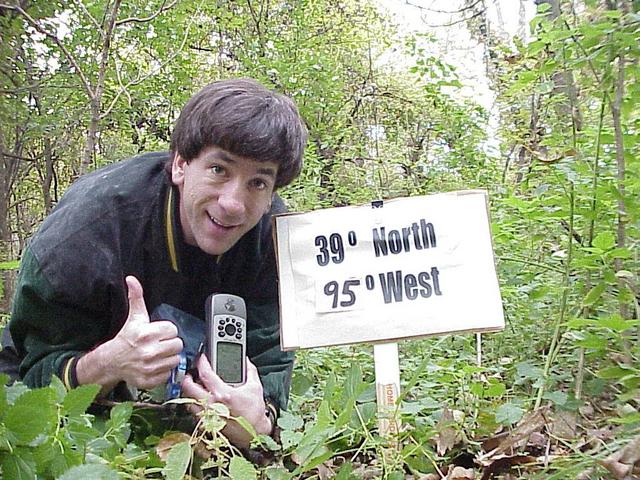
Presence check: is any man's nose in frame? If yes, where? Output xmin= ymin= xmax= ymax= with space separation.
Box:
xmin=218 ymin=181 xmax=246 ymax=218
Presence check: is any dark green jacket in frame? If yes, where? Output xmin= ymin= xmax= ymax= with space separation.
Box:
xmin=9 ymin=152 xmax=294 ymax=411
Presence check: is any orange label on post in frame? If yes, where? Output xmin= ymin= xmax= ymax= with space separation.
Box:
xmin=376 ymin=382 xmax=399 ymax=438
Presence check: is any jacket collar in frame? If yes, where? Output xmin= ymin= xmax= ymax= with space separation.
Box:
xmin=164 ymin=185 xmax=181 ymax=273
xmin=163 ymin=184 xmax=223 ymax=273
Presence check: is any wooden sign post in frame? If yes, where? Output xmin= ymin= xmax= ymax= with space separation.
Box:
xmin=274 ymin=190 xmax=505 ymax=444
xmin=374 ymin=342 xmax=401 ymax=444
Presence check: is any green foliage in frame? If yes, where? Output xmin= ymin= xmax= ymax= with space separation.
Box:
xmin=162 ymin=441 xmax=191 ymax=480
xmin=1 ymin=0 xmax=639 ymax=477
xmin=0 ymin=375 xmax=123 ymax=479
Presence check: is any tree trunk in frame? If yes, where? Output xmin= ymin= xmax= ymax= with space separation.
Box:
xmin=537 ymin=0 xmax=583 ymax=131
xmin=80 ymin=0 xmax=122 ymax=175
xmin=0 ymin=129 xmax=16 ymax=314
xmin=610 ymin=0 xmax=629 ymax=319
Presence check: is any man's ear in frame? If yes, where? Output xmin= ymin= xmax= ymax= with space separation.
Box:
xmin=171 ymin=153 xmax=187 ymax=186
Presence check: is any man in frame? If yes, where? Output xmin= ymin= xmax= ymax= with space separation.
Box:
xmin=7 ymin=78 xmax=307 ymax=447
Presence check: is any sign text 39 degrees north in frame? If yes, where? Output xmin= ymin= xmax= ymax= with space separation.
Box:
xmin=315 ymin=217 xmax=443 ymax=309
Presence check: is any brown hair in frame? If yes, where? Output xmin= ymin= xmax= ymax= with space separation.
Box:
xmin=169 ymin=78 xmax=307 ymax=188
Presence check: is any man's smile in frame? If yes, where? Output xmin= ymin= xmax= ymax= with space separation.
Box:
xmin=209 ymin=215 xmax=240 ymax=229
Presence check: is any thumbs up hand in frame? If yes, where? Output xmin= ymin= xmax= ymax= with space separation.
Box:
xmin=76 ymin=276 xmax=184 ymax=393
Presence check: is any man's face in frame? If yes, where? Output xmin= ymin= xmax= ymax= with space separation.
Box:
xmin=171 ymin=146 xmax=278 ymax=256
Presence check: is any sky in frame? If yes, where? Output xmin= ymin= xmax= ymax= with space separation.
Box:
xmin=376 ymin=0 xmax=536 ymax=155
xmin=377 ymin=0 xmax=536 ymax=108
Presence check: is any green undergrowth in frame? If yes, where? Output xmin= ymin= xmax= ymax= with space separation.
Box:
xmin=1 ymin=327 xmax=637 ymax=479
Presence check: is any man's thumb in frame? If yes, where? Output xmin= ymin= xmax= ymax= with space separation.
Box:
xmin=125 ymin=275 xmax=149 ymax=322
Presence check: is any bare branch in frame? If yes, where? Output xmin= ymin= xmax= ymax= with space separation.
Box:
xmin=0 ymin=3 xmax=95 ymax=98
xmin=421 ymin=7 xmax=487 ymax=28
xmin=100 ymin=6 xmax=196 ymax=119
xmin=71 ymin=0 xmax=104 ymax=37
xmin=0 ymin=151 xmax=41 ymax=162
xmin=405 ymin=0 xmax=484 ymax=15
xmin=188 ymin=44 xmax=215 ymax=52
xmin=246 ymin=0 xmax=263 ymax=39
xmin=115 ymin=0 xmax=177 ymax=26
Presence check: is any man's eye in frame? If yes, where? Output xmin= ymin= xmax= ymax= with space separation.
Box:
xmin=252 ymin=179 xmax=268 ymax=190
xmin=210 ymin=165 xmax=225 ymax=175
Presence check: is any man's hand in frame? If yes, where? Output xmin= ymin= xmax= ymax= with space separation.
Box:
xmin=181 ymin=355 xmax=272 ymax=448
xmin=76 ymin=276 xmax=183 ymax=393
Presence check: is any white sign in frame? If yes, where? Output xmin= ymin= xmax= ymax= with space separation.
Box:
xmin=274 ymin=190 xmax=504 ymax=350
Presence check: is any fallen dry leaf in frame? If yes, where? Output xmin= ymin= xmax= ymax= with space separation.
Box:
xmin=480 ymin=431 xmax=508 ymax=453
xmin=417 ymin=474 xmax=440 ymax=480
xmin=316 ymin=461 xmax=333 ymax=480
xmin=548 ymin=410 xmax=577 ymax=440
xmin=436 ymin=407 xmax=458 ymax=456
xmin=447 ymin=466 xmax=475 ymax=479
xmin=156 ymin=432 xmax=192 ymax=462
xmin=598 ymin=435 xmax=640 ymax=479
xmin=479 ymin=454 xmax=537 ymax=480
xmin=477 ymin=407 xmax=549 ymax=463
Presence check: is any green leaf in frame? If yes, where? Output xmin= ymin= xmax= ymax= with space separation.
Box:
xmin=4 ymin=388 xmax=56 ymax=445
xmin=356 ymin=402 xmax=376 ymax=425
xmin=104 ymin=401 xmax=132 ymax=448
xmin=31 ymin=441 xmax=62 ymax=475
xmin=1 ymin=447 xmax=37 ymax=480
xmin=294 ymin=423 xmax=333 ymax=464
xmin=598 ymin=366 xmax=636 ymax=380
xmin=322 ymin=374 xmax=336 ymax=404
xmin=291 ymin=374 xmax=313 ymax=396
xmin=58 ymin=464 xmax=119 ymax=480
xmin=63 ymin=384 xmax=100 ymax=417
xmin=575 ymin=333 xmax=609 ymax=350
xmin=602 ymin=10 xmax=622 ymax=18
xmin=108 ymin=401 xmax=133 ymax=427
xmin=357 ymin=383 xmax=377 ymax=403
xmin=0 ymin=374 xmax=7 ymax=418
xmin=161 ymin=441 xmax=191 ymax=480
xmin=65 ymin=419 xmax=99 ymax=445
xmin=484 ymin=381 xmax=507 ymax=398
xmin=264 ymin=466 xmax=293 ymax=480
xmin=278 ymin=410 xmax=304 ymax=431
xmin=316 ymin=399 xmax=333 ymax=428
xmin=526 ymin=40 xmax=547 ymax=56
xmin=50 ymin=375 xmax=67 ymax=402
xmin=495 ymin=403 xmax=524 ymax=426
xmin=582 ymin=283 xmax=606 ymax=306
xmin=336 ymin=461 xmax=354 ymax=479
xmin=387 ymin=472 xmax=405 ymax=480
xmin=592 ymin=231 xmax=615 ymax=251
xmin=516 ymin=362 xmax=544 ymax=383
xmin=537 ymin=2 xmax=552 ymax=12
xmin=401 ymin=401 xmax=426 ymax=415
xmin=335 ymin=398 xmax=355 ymax=428
xmin=229 ymin=455 xmax=258 ymax=480
xmin=235 ymin=415 xmax=257 ymax=439
xmin=253 ymin=433 xmax=280 ymax=451
xmin=0 ymin=260 xmax=19 ymax=270
xmin=566 ymin=317 xmax=597 ymax=329
xmin=299 ymin=450 xmax=334 ymax=474
xmin=5 ymin=382 xmax=29 ymax=404
xmin=598 ymin=315 xmax=636 ymax=333
xmin=543 ymin=391 xmax=568 ymax=406
xmin=610 ymin=412 xmax=640 ymax=425
xmin=342 ymin=362 xmax=363 ymax=402
xmin=281 ymin=430 xmax=303 ymax=450
xmin=607 ymin=248 xmax=632 ymax=259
